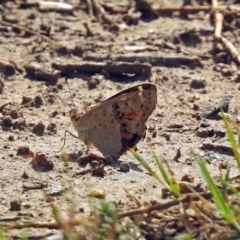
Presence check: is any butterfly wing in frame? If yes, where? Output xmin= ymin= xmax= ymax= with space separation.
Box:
xmin=73 ymin=84 xmax=157 ymax=158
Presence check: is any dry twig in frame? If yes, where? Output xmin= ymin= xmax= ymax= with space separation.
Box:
xmin=52 ymin=61 xmax=152 ymax=76
xmin=83 ymin=53 xmax=202 ymax=67
xmin=119 ymin=192 xmax=212 ymax=218
xmin=90 ymin=0 xmax=119 ymax=29
xmin=153 ymin=5 xmax=240 ymax=14
xmin=0 ymin=20 xmax=55 ymax=45
xmin=212 ymin=0 xmax=240 ymax=65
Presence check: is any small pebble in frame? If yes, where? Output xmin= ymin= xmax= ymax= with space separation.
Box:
xmin=215 ymin=130 xmax=226 ymax=138
xmin=50 ymin=110 xmax=58 ymax=117
xmin=8 ymin=109 xmax=21 ymax=119
xmin=221 ymin=67 xmax=232 ymax=76
xmin=87 ymin=75 xmax=101 ymax=90
xmin=163 ymin=228 xmax=177 ymax=236
xmin=105 ymin=155 xmax=114 ymax=164
xmin=13 ymin=118 xmax=26 ymax=130
xmin=22 ymin=96 xmax=32 ymax=105
xmin=139 ymin=221 xmax=148 ymax=229
xmin=8 ymin=135 xmax=14 ymax=141
xmin=31 ymin=152 xmax=54 ymax=171
xmin=17 ymin=146 xmax=30 ymax=155
xmin=45 ymin=234 xmax=64 ymax=240
xmin=34 ymin=95 xmax=43 ymax=107
xmin=49 ymin=186 xmax=64 ymax=196
xmin=32 ymin=121 xmax=45 ymax=135
xmin=47 ymin=122 xmax=57 ymax=134
xmin=10 ymin=200 xmax=21 ymax=211
xmin=120 ymin=162 xmax=131 ymax=172
xmin=196 ymin=128 xmax=208 ymax=138
xmin=219 ymin=162 xmax=228 ymax=169
xmin=2 ymin=115 xmax=13 ymax=126
xmin=190 ymin=76 xmax=206 ymax=89
xmin=22 ymin=202 xmax=31 ymax=209
xmin=152 ymin=131 xmax=157 ymax=138
xmin=200 ymin=122 xmax=210 ymax=128
xmin=181 ymin=174 xmax=194 ymax=182
xmin=206 ymin=127 xmax=214 ymax=137
xmin=2 ymin=104 xmax=16 ymax=115
xmin=17 ymin=146 xmax=34 ymax=158
xmin=193 ymin=103 xmax=199 ymax=110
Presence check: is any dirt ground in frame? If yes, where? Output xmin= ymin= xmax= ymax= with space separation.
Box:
xmin=1 ymin=0 xmax=240 ymax=239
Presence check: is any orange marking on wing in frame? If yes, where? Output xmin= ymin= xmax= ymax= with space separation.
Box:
xmin=75 ymin=113 xmax=83 ymax=120
xmin=122 ymin=132 xmax=134 ymax=140
xmin=127 ymin=146 xmax=137 ymax=151
xmin=122 ymin=111 xmax=143 ymax=120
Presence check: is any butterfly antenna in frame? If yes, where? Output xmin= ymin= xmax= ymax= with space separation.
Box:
xmin=45 ymin=83 xmax=72 ymax=109
xmin=65 ymin=77 xmax=75 ymax=110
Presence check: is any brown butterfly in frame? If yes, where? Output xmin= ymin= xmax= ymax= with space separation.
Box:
xmin=66 ymin=83 xmax=157 ymax=159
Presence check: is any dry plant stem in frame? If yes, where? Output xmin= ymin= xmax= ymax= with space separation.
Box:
xmin=123 ymin=187 xmax=142 ymax=207
xmin=211 ymin=0 xmax=240 ymax=65
xmin=25 ymin=63 xmax=60 ymax=83
xmin=154 ymin=5 xmax=240 ymax=14
xmin=86 ymin=0 xmax=94 ymax=17
xmin=0 ymin=20 xmax=55 ymax=45
xmin=229 ymin=173 xmax=240 ymax=180
xmin=72 ymin=168 xmax=93 ymax=177
xmin=214 ymin=12 xmax=223 ymax=38
xmin=90 ymin=0 xmax=119 ymax=29
xmin=101 ymin=3 xmax=128 ymax=14
xmin=52 ymin=61 xmax=152 ymax=76
xmin=83 ymin=54 xmax=202 ymax=67
xmin=0 ymin=216 xmax=21 ymax=222
xmin=83 ymin=22 xmax=95 ymax=36
xmin=2 ymin=218 xmax=91 ymax=230
xmin=217 ymin=36 xmax=240 ymax=65
xmin=193 ymin=203 xmax=214 ymax=224
xmin=212 ymin=0 xmax=218 ymax=7
xmin=22 ymin=184 xmax=46 ymax=191
xmin=119 ymin=192 xmax=212 ymax=218
xmin=2 ymin=221 xmax=59 ymax=230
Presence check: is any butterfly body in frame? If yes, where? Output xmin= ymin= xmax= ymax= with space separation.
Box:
xmin=70 ymin=83 xmax=157 ymax=159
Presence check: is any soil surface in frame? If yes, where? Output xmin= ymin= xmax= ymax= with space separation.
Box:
xmin=1 ymin=0 xmax=240 ymax=239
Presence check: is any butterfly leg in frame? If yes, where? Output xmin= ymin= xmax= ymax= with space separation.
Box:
xmin=59 ymin=130 xmax=79 ymax=152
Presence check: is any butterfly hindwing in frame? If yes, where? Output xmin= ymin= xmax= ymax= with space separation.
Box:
xmin=71 ymin=83 xmax=157 ymax=158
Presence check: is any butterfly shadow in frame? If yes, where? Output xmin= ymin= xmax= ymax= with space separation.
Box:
xmin=64 ymin=72 xmax=150 ymax=84
xmin=111 ymin=159 xmax=144 ymax=173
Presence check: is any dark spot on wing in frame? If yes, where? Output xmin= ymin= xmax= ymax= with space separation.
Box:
xmin=112 ymin=103 xmax=119 ymax=110
xmin=121 ymin=132 xmax=141 ymax=148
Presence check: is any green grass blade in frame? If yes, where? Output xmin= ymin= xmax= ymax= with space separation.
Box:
xmin=221 ymin=110 xmax=240 ymax=170
xmin=192 ymin=152 xmax=240 ymax=234
xmin=152 ymin=151 xmax=180 ymax=196
xmin=0 ymin=227 xmax=8 ymax=240
xmin=132 ymin=151 xmax=166 ymax=187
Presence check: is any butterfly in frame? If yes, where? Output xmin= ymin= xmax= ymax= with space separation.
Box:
xmin=67 ymin=83 xmax=157 ymax=159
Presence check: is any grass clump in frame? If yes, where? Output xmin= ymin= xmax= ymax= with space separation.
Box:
xmin=2 ymin=110 xmax=240 ymax=239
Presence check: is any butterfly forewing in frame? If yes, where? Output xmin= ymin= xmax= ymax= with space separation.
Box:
xmin=72 ymin=84 xmax=157 ymax=158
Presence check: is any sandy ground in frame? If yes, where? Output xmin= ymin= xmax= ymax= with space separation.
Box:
xmin=1 ymin=0 xmax=240 ymax=239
